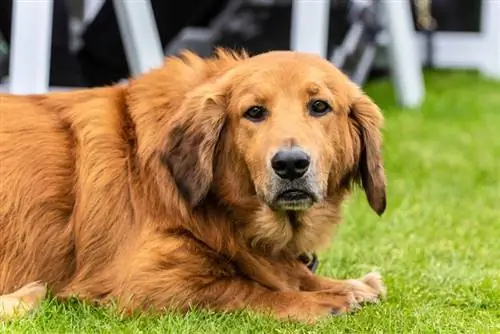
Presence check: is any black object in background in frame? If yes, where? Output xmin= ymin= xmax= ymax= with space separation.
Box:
xmin=213 ymin=1 xmax=349 ymax=57
xmin=78 ymin=0 xmax=230 ymax=87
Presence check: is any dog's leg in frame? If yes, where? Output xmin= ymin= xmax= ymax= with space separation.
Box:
xmin=245 ymin=281 xmax=360 ymax=322
xmin=113 ymin=235 xmax=382 ymax=323
xmin=300 ymin=270 xmax=387 ymax=305
xmin=116 ymin=272 xmax=363 ymax=324
xmin=0 ymin=281 xmax=47 ymax=320
xmin=242 ymin=257 xmax=386 ymax=307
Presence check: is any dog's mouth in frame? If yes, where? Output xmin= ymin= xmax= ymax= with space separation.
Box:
xmin=273 ymin=189 xmax=315 ymax=211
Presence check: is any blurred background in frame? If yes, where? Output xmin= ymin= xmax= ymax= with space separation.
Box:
xmin=0 ymin=0 xmax=498 ymax=108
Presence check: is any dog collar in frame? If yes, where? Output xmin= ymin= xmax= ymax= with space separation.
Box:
xmin=298 ymin=253 xmax=319 ymax=273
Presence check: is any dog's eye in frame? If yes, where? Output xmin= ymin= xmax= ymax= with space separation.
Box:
xmin=243 ymin=106 xmax=268 ymax=122
xmin=309 ymin=100 xmax=332 ymax=117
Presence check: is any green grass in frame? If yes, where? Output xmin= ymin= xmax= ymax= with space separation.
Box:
xmin=3 ymin=71 xmax=500 ymax=333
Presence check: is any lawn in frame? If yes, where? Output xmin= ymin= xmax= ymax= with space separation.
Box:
xmin=2 ymin=71 xmax=500 ymax=333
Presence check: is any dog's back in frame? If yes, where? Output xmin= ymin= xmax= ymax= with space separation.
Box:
xmin=0 ymin=86 xmax=130 ymax=287
xmin=0 ymin=87 xmax=134 ymax=318
xmin=0 ymin=92 xmax=79 ymax=318
xmin=0 ymin=93 xmax=77 ymax=294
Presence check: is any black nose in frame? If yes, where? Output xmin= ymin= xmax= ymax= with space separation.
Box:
xmin=271 ymin=148 xmax=311 ymax=180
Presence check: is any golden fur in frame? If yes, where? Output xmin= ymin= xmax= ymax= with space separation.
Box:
xmin=0 ymin=49 xmax=386 ymax=323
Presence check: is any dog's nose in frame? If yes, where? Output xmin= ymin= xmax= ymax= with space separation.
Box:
xmin=271 ymin=148 xmax=311 ymax=180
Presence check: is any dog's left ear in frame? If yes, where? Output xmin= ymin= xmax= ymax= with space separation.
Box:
xmin=161 ymin=83 xmax=227 ymax=208
xmin=349 ymin=92 xmax=387 ymax=215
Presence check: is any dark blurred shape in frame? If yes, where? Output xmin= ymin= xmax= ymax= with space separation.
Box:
xmin=78 ymin=0 xmax=230 ymax=86
xmin=213 ymin=1 xmax=349 ymax=56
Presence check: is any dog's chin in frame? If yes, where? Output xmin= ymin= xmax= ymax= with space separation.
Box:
xmin=271 ymin=190 xmax=316 ymax=212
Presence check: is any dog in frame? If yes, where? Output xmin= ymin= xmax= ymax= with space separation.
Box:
xmin=0 ymin=49 xmax=386 ymax=323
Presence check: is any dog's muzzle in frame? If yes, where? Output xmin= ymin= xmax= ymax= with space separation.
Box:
xmin=269 ymin=147 xmax=317 ymax=211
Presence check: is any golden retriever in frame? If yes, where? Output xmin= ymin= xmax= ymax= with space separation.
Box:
xmin=0 ymin=49 xmax=386 ymax=323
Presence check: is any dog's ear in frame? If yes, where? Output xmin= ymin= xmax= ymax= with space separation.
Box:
xmin=349 ymin=93 xmax=387 ymax=215
xmin=161 ymin=83 xmax=226 ymax=208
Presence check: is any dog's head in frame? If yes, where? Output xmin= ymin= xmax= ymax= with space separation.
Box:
xmin=162 ymin=50 xmax=385 ymax=217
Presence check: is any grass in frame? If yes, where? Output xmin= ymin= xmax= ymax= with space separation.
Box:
xmin=2 ymin=70 xmax=500 ymax=333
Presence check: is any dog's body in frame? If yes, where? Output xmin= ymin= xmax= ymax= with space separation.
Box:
xmin=0 ymin=50 xmax=386 ymax=322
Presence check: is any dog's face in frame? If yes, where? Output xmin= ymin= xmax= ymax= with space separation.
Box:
xmin=225 ymin=53 xmax=358 ymax=212
xmin=162 ymin=50 xmax=386 ymax=223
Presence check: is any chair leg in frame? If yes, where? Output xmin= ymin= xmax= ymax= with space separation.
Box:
xmin=290 ymin=0 xmax=330 ymax=57
xmin=381 ymin=0 xmax=425 ymax=108
xmin=9 ymin=0 xmax=53 ymax=94
xmin=112 ymin=0 xmax=164 ymax=77
xmin=480 ymin=0 xmax=500 ymax=79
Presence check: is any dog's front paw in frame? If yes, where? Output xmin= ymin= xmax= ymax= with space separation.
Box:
xmin=346 ymin=271 xmax=386 ymax=304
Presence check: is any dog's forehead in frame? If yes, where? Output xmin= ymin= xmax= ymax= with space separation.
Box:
xmin=248 ymin=50 xmax=328 ymax=64
xmin=235 ymin=52 xmax=346 ymax=91
xmin=246 ymin=53 xmax=329 ymax=75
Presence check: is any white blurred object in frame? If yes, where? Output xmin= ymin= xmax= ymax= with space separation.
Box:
xmin=480 ymin=0 xmax=500 ymax=79
xmin=83 ymin=0 xmax=104 ymax=24
xmin=290 ymin=0 xmax=331 ymax=57
xmin=112 ymin=0 xmax=164 ymax=77
xmin=381 ymin=0 xmax=425 ymax=108
xmin=8 ymin=0 xmax=53 ymax=94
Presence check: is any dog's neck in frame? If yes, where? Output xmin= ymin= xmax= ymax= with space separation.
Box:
xmin=194 ymin=192 xmax=342 ymax=260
